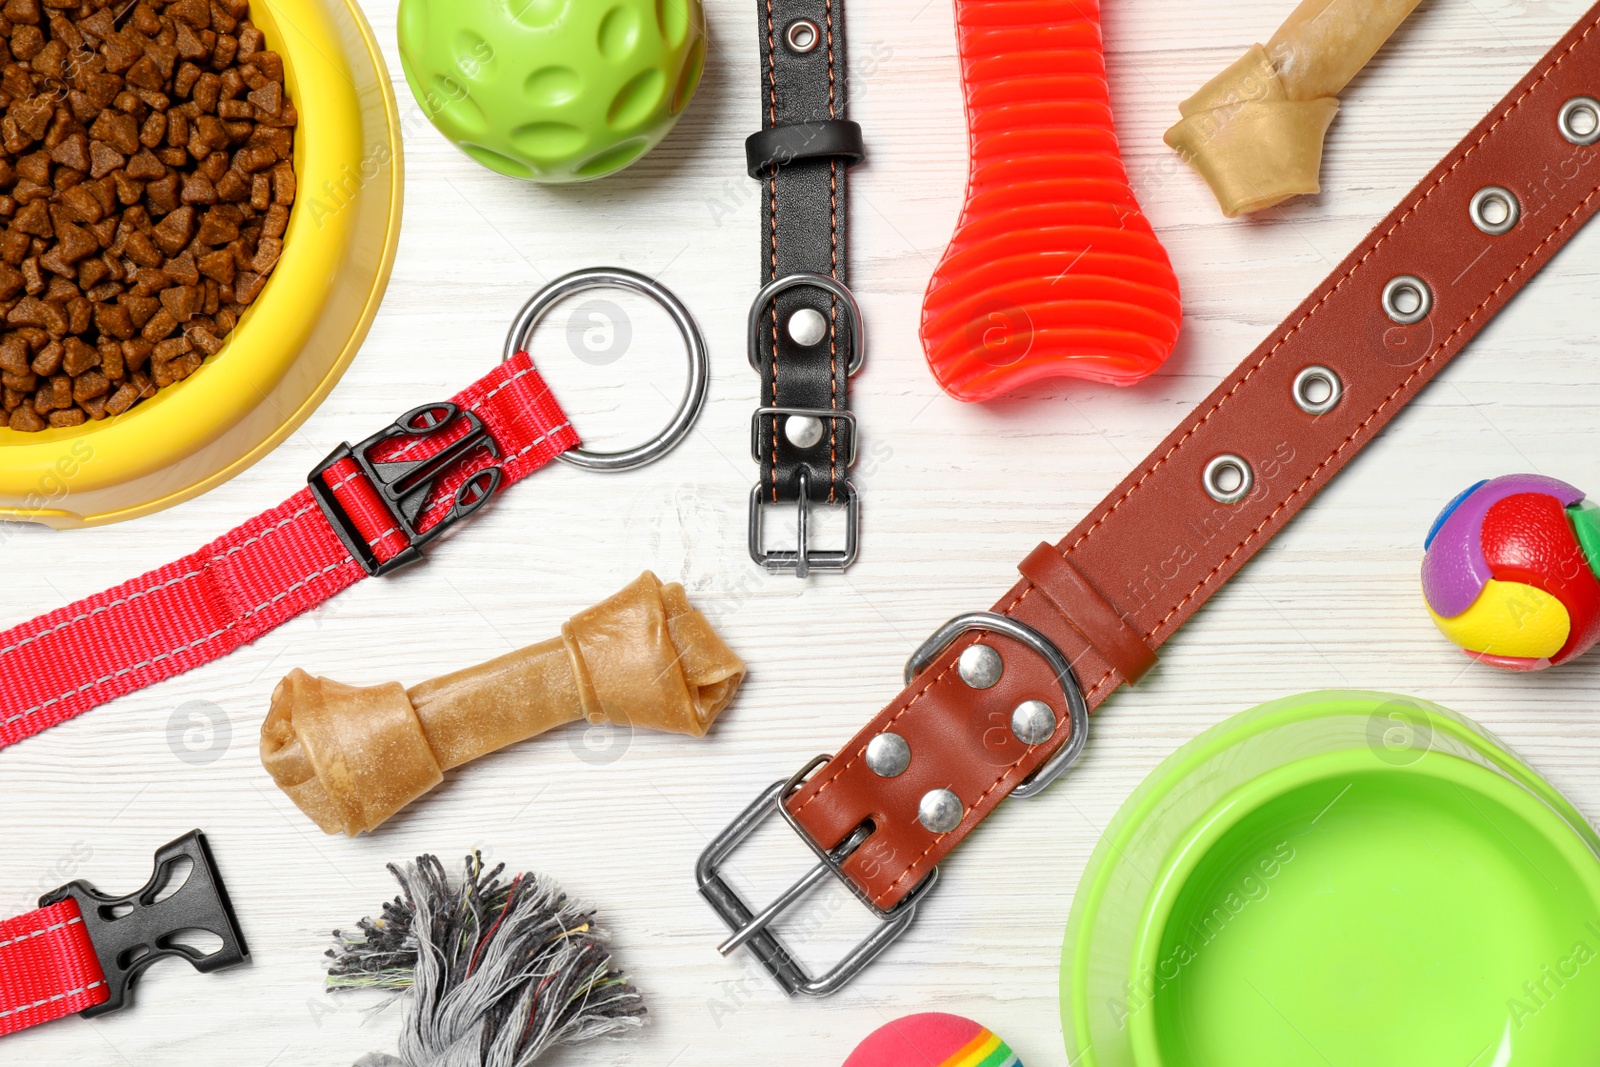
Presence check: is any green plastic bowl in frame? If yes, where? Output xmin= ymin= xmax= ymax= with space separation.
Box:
xmin=1063 ymin=691 xmax=1600 ymax=1067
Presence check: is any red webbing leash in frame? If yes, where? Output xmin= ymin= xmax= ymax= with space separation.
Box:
xmin=0 ymin=831 xmax=247 ymax=1036
xmin=0 ymin=900 xmax=107 ymax=1035
xmin=0 ymin=351 xmax=578 ymax=749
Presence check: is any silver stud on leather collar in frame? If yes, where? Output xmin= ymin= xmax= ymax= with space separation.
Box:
xmin=785 ymin=18 xmax=820 ymax=53
xmin=1469 ymin=186 xmax=1520 ymax=236
xmin=788 ymin=307 xmax=827 ymax=346
xmin=1381 ymin=275 xmax=1432 ymax=326
xmin=865 ymin=733 xmax=911 ymax=778
xmin=1010 ymin=700 xmax=1057 ymax=745
xmin=1559 ymin=96 xmax=1600 ymax=146
xmin=957 ymin=644 xmax=1003 ymax=689
xmin=784 ymin=414 xmax=825 ymax=448
xmin=918 ymin=789 xmax=963 ymax=833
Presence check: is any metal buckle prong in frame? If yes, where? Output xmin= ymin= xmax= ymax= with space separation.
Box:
xmin=715 ymin=823 xmax=870 ymax=957
xmin=696 ymin=754 xmax=938 ymax=997
xmin=748 ymin=471 xmax=859 ymax=578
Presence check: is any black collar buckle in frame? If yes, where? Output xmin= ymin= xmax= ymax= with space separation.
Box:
xmin=39 ymin=830 xmax=248 ymax=1019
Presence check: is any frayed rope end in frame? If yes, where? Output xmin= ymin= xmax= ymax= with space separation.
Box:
xmin=329 ymin=852 xmax=647 ymax=1067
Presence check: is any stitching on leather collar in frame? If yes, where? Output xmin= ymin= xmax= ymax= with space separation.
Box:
xmin=794 ymin=11 xmax=1600 ymax=907
xmin=1062 ymin=12 xmax=1600 ymax=559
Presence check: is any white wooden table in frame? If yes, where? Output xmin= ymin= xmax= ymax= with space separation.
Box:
xmin=5 ymin=0 xmax=1600 ymax=1063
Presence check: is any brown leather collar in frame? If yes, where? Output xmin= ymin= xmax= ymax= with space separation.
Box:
xmin=701 ymin=1 xmax=1600 ymax=995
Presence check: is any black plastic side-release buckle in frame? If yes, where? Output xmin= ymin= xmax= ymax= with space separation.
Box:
xmin=39 ymin=830 xmax=249 ymax=1019
xmin=309 ymin=401 xmax=505 ymax=577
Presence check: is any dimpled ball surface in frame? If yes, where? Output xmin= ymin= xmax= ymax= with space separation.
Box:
xmin=1421 ymin=474 xmax=1600 ymax=671
xmin=396 ymin=0 xmax=705 ymax=183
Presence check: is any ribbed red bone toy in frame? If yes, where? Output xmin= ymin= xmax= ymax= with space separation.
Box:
xmin=921 ymin=0 xmax=1183 ymax=402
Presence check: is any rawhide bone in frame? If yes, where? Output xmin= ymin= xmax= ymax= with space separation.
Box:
xmin=1166 ymin=0 xmax=1423 ymax=217
xmin=260 ymin=572 xmax=745 ymax=835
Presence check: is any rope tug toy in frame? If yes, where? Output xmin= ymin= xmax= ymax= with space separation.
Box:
xmin=331 ymin=853 xmax=646 ymax=1067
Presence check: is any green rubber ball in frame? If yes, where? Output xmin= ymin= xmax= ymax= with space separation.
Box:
xmin=396 ymin=0 xmax=706 ymax=183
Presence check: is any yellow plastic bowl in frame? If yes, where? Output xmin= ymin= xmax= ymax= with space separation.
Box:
xmin=0 ymin=0 xmax=403 ymax=527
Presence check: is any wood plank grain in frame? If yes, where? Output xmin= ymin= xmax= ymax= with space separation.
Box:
xmin=2 ymin=0 xmax=1597 ymax=1063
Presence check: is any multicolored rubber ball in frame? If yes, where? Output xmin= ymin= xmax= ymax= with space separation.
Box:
xmin=841 ymin=1013 xmax=1022 ymax=1067
xmin=1422 ymin=474 xmax=1600 ymax=670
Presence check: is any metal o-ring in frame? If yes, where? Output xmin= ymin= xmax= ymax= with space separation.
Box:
xmin=1292 ymin=365 xmax=1343 ymax=416
xmin=1381 ymin=275 xmax=1432 ymax=326
xmin=1469 ymin=186 xmax=1520 ymax=236
xmin=1203 ymin=454 xmax=1254 ymax=505
xmin=785 ymin=18 xmax=821 ymax=53
xmin=1558 ymin=96 xmax=1600 ymax=146
xmin=503 ymin=267 xmax=709 ymax=473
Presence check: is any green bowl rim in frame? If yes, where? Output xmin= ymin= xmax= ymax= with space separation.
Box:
xmin=1062 ymin=690 xmax=1600 ymax=1065
xmin=1122 ymin=743 xmax=1600 ymax=1065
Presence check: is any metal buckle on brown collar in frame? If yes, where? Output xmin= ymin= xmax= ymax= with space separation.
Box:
xmin=695 ymin=754 xmax=938 ymax=997
xmin=697 ymin=613 xmax=1089 ymax=995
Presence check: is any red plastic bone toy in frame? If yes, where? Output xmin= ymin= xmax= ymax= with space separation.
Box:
xmin=921 ymin=0 xmax=1183 ymax=402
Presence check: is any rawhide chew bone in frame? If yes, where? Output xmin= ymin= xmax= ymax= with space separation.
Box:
xmin=1422 ymin=475 xmax=1600 ymax=671
xmin=1165 ymin=0 xmax=1424 ymax=217
xmin=920 ymin=0 xmax=1183 ymax=401
xmin=260 ymin=572 xmax=745 ymax=834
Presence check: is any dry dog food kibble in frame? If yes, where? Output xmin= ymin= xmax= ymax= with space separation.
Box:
xmin=0 ymin=0 xmax=295 ymax=432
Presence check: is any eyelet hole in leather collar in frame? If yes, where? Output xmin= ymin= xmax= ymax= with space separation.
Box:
xmin=1381 ymin=275 xmax=1432 ymax=326
xmin=786 ymin=19 xmax=820 ymax=54
xmin=1203 ymin=454 xmax=1254 ymax=505
xmin=1469 ymin=186 xmax=1520 ymax=236
xmin=1559 ymin=96 xmax=1600 ymax=146
xmin=1292 ymin=365 xmax=1343 ymax=416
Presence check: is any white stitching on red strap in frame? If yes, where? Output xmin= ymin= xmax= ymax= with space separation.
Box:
xmin=479 ymin=363 xmax=536 ymax=405
xmin=4 ymin=557 xmax=351 ymax=727
xmin=0 ymin=504 xmax=320 ymax=660
xmin=2 ymin=360 xmax=572 ymax=733
xmin=0 ymin=981 xmax=106 ymax=1020
xmin=370 ymin=362 xmax=542 ymax=467
xmin=0 ymin=915 xmax=81 ymax=950
xmin=326 ymin=469 xmax=363 ymax=492
xmin=507 ymin=424 xmax=571 ymax=463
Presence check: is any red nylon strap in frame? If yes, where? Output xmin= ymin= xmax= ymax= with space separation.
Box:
xmin=0 ymin=352 xmax=578 ymax=750
xmin=0 ymin=899 xmax=108 ymax=1036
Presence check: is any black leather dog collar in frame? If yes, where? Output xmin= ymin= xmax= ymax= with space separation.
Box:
xmin=746 ymin=0 xmax=864 ymax=577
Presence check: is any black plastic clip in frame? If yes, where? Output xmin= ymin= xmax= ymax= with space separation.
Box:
xmin=309 ymin=401 xmax=505 ymax=577
xmin=39 ymin=830 xmax=249 ymax=1018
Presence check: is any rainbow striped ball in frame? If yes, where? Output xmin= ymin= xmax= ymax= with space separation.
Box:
xmin=1421 ymin=474 xmax=1600 ymax=670
xmin=842 ymin=1013 xmax=1022 ymax=1067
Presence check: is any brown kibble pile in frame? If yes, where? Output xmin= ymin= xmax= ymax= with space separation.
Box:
xmin=0 ymin=0 xmax=295 ymax=432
